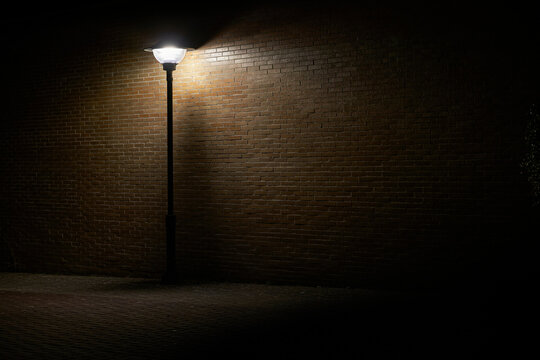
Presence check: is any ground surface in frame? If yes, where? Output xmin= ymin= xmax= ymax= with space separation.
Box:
xmin=0 ymin=272 xmax=534 ymax=359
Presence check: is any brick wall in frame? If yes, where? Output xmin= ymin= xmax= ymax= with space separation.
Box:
xmin=1 ymin=4 xmax=538 ymax=288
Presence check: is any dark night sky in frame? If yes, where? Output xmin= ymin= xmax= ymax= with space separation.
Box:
xmin=7 ymin=1 xmax=250 ymax=44
xmin=8 ymin=1 xmax=540 ymax=49
xmin=3 ymin=1 xmax=539 ymax=104
xmin=6 ymin=1 xmax=540 ymax=49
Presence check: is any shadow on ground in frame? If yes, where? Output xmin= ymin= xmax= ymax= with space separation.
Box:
xmin=179 ymin=292 xmax=494 ymax=359
xmin=0 ymin=273 xmax=537 ymax=359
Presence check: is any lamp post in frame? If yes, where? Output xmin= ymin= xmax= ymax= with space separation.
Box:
xmin=145 ymin=43 xmax=187 ymax=283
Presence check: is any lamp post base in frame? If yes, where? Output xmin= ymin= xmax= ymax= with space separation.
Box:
xmin=162 ymin=272 xmax=178 ymax=284
xmin=163 ymin=214 xmax=177 ymax=284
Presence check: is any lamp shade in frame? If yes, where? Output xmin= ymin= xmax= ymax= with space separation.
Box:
xmin=145 ymin=40 xmax=188 ymax=64
xmin=150 ymin=47 xmax=187 ymax=64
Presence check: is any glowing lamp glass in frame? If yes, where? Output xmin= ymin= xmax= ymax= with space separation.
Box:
xmin=152 ymin=47 xmax=187 ymax=64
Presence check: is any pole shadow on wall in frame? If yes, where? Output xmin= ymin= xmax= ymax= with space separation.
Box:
xmin=174 ymin=106 xmax=223 ymax=282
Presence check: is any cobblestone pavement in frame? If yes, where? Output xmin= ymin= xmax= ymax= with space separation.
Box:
xmin=0 ymin=272 xmax=523 ymax=359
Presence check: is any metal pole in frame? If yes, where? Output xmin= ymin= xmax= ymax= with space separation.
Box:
xmin=163 ymin=63 xmax=177 ymax=283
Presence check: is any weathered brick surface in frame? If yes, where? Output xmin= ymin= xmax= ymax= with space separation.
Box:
xmin=1 ymin=5 xmax=537 ymax=287
xmin=0 ymin=273 xmax=503 ymax=359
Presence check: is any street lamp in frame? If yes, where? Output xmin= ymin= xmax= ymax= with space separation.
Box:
xmin=145 ymin=42 xmax=188 ymax=283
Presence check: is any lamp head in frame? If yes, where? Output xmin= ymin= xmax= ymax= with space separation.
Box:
xmin=144 ymin=40 xmax=192 ymax=65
